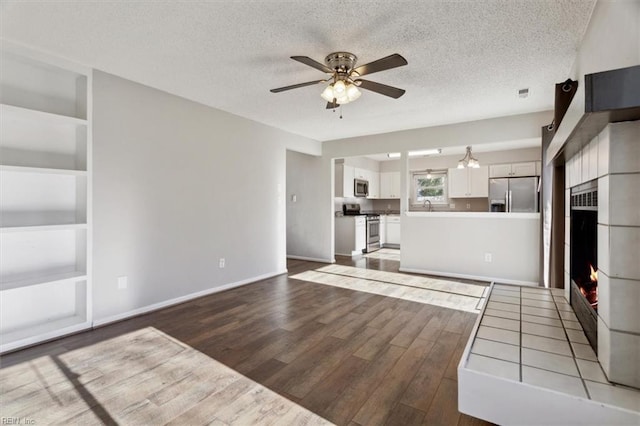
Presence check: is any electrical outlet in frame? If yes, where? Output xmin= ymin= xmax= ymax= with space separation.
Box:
xmin=291 ymin=194 xmax=297 ymax=202
xmin=117 ymin=276 xmax=128 ymax=289
xmin=219 ymin=258 xmax=225 ymax=268
xmin=466 ymin=203 xmax=471 ymax=209
xmin=484 ymin=253 xmax=493 ymax=263
xmin=449 ymin=203 xmax=455 ymax=209
xmin=387 ymin=204 xmax=391 ymax=210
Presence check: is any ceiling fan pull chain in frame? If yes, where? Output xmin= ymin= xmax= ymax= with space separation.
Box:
xmin=340 ymin=104 xmax=343 ymax=119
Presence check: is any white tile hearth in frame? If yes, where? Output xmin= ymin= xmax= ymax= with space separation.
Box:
xmin=486 ymin=301 xmax=520 ymax=313
xmin=585 ymin=380 xmax=640 ymax=412
xmin=489 ymin=294 xmax=520 ymax=305
xmin=521 ymin=348 xmax=579 ymax=377
xmin=571 ymin=341 xmax=598 ymax=361
xmin=481 ymin=315 xmax=520 ymax=332
xmin=521 ymin=314 xmax=563 ymax=327
xmin=521 ymin=322 xmax=567 ymax=340
xmin=521 ymin=366 xmax=587 ymax=398
xmin=521 ymin=306 xmax=559 ymax=318
xmin=477 ymin=326 xmax=520 ymax=345
xmin=459 ymin=283 xmax=640 ymax=425
xmin=576 ymin=359 xmax=608 ymax=384
xmin=522 ymin=333 xmax=572 ymax=356
xmin=471 ymin=338 xmax=520 ymax=363
xmin=483 ymin=308 xmax=520 ymax=320
xmin=466 ymin=353 xmax=519 ymax=381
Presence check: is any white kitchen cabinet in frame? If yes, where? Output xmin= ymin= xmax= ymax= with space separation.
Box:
xmin=335 ymin=163 xmax=355 ymax=198
xmin=385 ymin=215 xmax=401 ymax=246
xmin=448 ymin=166 xmax=489 ymax=198
xmin=366 ymin=170 xmax=380 ymax=199
xmin=379 ymin=216 xmax=386 ymax=245
xmin=489 ymin=162 xmax=538 ymax=178
xmin=380 ymin=171 xmax=401 ymax=198
xmin=0 ymin=43 xmax=92 ymax=353
xmin=335 ymin=216 xmax=366 ymax=256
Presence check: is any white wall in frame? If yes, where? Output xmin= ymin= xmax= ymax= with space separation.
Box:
xmin=286 ymin=150 xmax=332 ymax=262
xmin=570 ymin=0 xmax=639 ymax=80
xmin=323 ymin=111 xmax=551 ymax=159
xmin=402 ymin=213 xmax=540 ymax=285
xmin=92 ymin=71 xmax=320 ymax=323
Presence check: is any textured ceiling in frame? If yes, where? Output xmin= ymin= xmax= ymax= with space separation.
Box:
xmin=0 ymin=1 xmax=595 ymax=142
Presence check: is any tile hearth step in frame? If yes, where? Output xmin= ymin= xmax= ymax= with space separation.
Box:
xmin=458 ymin=283 xmax=640 ymax=425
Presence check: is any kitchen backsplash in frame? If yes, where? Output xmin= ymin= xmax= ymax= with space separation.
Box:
xmin=335 ymin=197 xmax=489 ymax=213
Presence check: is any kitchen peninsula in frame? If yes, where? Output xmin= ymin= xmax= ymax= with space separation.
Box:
xmin=400 ymin=211 xmax=540 ymax=285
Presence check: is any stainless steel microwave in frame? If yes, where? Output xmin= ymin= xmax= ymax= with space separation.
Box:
xmin=354 ymin=178 xmax=369 ymax=197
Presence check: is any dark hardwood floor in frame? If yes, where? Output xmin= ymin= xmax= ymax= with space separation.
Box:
xmin=1 ymin=253 xmax=492 ymax=425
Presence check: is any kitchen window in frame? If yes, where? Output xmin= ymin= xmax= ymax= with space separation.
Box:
xmin=411 ymin=170 xmax=448 ymax=205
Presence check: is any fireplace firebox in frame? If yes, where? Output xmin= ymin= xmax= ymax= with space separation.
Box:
xmin=570 ymin=180 xmax=598 ymax=351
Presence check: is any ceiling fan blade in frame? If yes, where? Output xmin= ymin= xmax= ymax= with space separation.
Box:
xmin=352 ymin=54 xmax=407 ymax=77
xmin=326 ymin=100 xmax=340 ymax=109
xmin=355 ymin=79 xmax=406 ymax=99
xmin=291 ymin=56 xmax=333 ymax=74
xmin=270 ymin=80 xmax=326 ymax=93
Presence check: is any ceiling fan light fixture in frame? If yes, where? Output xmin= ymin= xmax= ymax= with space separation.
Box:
xmin=320 ymin=85 xmax=335 ymax=102
xmin=346 ymin=83 xmax=361 ymax=102
xmin=333 ymin=80 xmax=346 ymax=95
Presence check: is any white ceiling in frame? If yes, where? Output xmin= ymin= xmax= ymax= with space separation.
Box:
xmin=0 ymin=1 xmax=595 ymax=142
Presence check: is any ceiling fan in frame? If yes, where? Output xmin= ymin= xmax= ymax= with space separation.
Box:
xmin=270 ymin=52 xmax=407 ymax=109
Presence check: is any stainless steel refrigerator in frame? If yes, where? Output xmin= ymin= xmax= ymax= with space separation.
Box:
xmin=489 ymin=177 xmax=539 ymax=212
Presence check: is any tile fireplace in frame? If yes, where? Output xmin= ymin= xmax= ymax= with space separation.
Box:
xmin=565 ymin=121 xmax=640 ymax=389
xmin=569 ymin=179 xmax=598 ymax=351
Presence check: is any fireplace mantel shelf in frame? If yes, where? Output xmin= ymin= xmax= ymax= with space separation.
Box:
xmin=458 ymin=283 xmax=640 ymax=425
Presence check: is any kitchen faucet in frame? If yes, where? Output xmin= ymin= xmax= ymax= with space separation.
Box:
xmin=423 ymin=199 xmax=432 ymax=211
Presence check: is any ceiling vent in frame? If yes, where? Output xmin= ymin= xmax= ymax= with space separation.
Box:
xmin=518 ymin=88 xmax=529 ymax=98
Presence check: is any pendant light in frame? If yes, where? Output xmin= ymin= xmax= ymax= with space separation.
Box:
xmin=457 ymin=146 xmax=480 ymax=168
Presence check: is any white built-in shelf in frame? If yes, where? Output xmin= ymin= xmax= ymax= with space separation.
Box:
xmin=0 ymin=223 xmax=87 ymax=233
xmin=1 ymin=271 xmax=87 ymax=292
xmin=0 ymin=315 xmax=89 ymax=353
xmin=1 ymin=42 xmax=92 ymax=354
xmin=0 ymin=165 xmax=87 ymax=176
xmin=0 ymin=103 xmax=87 ymax=127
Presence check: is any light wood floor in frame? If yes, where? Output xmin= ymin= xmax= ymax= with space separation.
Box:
xmin=0 ymin=253 xmax=493 ymax=425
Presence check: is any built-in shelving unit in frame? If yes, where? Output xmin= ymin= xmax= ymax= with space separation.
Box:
xmin=0 ymin=41 xmax=92 ymax=353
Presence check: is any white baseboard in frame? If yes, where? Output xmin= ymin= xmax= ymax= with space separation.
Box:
xmin=92 ymin=269 xmax=288 ymax=328
xmin=286 ymin=255 xmax=334 ymax=264
xmin=398 ymin=267 xmax=539 ymax=287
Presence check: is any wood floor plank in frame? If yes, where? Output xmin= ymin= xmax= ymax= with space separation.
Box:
xmin=353 ymin=309 xmax=415 ymax=360
xmin=384 ymin=402 xmax=427 ymax=426
xmin=400 ymin=330 xmax=462 ymax=412
xmin=423 ymin=378 xmax=461 ymax=425
xmin=322 ymin=344 xmax=406 ymax=425
xmin=300 ymin=355 xmax=370 ymax=417
xmin=352 ymin=337 xmax=435 ymax=425
xmin=389 ymin=304 xmax=434 ymax=348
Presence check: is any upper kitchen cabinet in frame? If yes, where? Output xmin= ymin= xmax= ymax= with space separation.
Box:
xmin=335 ymin=163 xmax=355 ymax=198
xmin=0 ymin=42 xmax=92 ymax=353
xmin=380 ymin=172 xmax=401 ymax=199
xmin=354 ymin=168 xmax=379 ymax=198
xmin=489 ymin=161 xmax=538 ymax=178
xmin=448 ymin=166 xmax=489 ymax=198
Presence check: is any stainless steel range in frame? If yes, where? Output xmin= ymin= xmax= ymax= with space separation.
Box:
xmin=365 ymin=214 xmax=381 ymax=253
xmin=342 ymin=204 xmax=380 ymax=253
